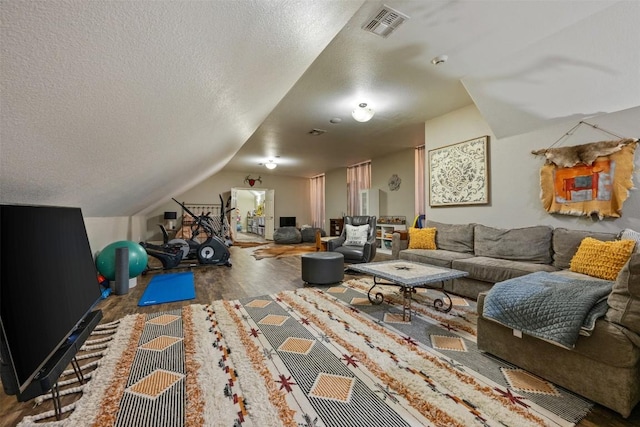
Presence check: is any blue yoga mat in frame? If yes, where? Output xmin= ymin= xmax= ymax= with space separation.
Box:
xmin=138 ymin=271 xmax=196 ymax=307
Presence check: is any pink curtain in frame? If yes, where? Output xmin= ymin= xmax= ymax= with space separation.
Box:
xmin=310 ymin=174 xmax=325 ymax=228
xmin=415 ymin=145 xmax=425 ymax=217
xmin=347 ymin=161 xmax=371 ymax=216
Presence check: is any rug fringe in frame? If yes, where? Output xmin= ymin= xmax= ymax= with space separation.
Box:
xmin=25 ymin=403 xmax=77 ymax=423
xmin=83 ymin=336 xmax=113 ymax=346
xmin=17 ymin=315 xmax=137 ymax=427
xmin=34 ymin=384 xmax=87 ymax=406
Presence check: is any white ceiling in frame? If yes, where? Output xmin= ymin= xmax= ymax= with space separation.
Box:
xmin=1 ymin=1 xmax=638 ymax=217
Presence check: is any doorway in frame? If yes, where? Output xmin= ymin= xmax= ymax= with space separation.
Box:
xmin=230 ymin=187 xmax=275 ymax=240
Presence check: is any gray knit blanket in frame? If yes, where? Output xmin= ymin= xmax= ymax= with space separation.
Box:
xmin=483 ymin=271 xmax=613 ymax=349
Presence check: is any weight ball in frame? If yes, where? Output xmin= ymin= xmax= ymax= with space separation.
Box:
xmin=95 ymin=240 xmax=148 ymax=281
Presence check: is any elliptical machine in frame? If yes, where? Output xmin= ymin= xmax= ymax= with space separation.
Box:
xmin=141 ymin=200 xmax=232 ymax=272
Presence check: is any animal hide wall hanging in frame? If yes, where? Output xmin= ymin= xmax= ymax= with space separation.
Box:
xmin=533 ymin=138 xmax=638 ymax=219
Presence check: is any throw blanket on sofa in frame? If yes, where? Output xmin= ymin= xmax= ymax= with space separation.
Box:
xmin=483 ymin=271 xmax=613 ymax=349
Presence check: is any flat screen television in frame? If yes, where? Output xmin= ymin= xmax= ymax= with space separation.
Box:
xmin=279 ymin=216 xmax=296 ymax=227
xmin=0 ymin=204 xmax=102 ymax=400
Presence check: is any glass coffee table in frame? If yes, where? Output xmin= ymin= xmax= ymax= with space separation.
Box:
xmin=348 ymin=260 xmax=468 ymax=321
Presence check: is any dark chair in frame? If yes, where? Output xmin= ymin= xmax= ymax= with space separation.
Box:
xmin=327 ymin=216 xmax=377 ymax=264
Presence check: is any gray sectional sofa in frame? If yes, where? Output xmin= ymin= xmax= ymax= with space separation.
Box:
xmin=391 ymin=220 xmax=618 ymax=299
xmin=391 ymin=221 xmax=640 ymax=417
xmin=477 ymin=254 xmax=640 ymax=418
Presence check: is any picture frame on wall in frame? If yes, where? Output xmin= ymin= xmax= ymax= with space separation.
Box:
xmin=428 ymin=135 xmax=490 ymax=207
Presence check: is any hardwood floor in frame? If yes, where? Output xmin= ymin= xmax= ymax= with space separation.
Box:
xmin=1 ymin=245 xmax=638 ymax=426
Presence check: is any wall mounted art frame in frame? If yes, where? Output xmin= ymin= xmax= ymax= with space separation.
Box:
xmin=428 ymin=135 xmax=490 ymax=207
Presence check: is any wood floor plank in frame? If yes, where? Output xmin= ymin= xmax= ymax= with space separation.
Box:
xmin=1 ymin=245 xmax=638 ymax=426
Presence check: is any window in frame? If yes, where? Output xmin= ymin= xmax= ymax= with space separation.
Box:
xmin=347 ymin=161 xmax=371 ymax=216
xmin=310 ymin=174 xmax=325 ymax=228
xmin=415 ymin=145 xmax=425 ymax=217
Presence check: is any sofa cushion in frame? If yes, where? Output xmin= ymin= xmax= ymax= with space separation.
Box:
xmin=399 ymin=249 xmax=473 ymax=268
xmin=452 ymin=256 xmax=558 ymax=284
xmin=408 ymin=227 xmax=436 ymax=249
xmin=473 ymin=224 xmax=553 ymax=264
xmin=570 ymin=237 xmax=635 ymax=280
xmin=549 ymin=269 xmax=612 ymax=282
xmin=552 ymin=228 xmax=617 ymax=269
xmin=344 ymin=224 xmax=369 ymax=246
xmin=606 ymin=253 xmax=640 ymax=336
xmin=447 ymin=277 xmax=494 ymax=300
xmin=425 ymin=220 xmax=475 ymax=253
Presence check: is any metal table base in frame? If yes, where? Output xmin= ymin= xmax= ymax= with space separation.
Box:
xmin=367 ymin=275 xmax=453 ymax=321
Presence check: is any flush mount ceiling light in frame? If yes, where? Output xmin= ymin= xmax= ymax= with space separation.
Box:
xmin=352 ymin=103 xmax=375 ymax=122
xmin=265 ymin=160 xmax=277 ymax=170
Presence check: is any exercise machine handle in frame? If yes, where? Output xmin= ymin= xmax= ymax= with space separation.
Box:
xmin=172 ymin=198 xmax=198 ymax=219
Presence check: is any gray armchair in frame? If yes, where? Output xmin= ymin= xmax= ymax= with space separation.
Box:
xmin=327 ymin=216 xmax=377 ymax=264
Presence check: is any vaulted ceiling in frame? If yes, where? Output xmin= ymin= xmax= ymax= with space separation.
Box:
xmin=2 ymin=1 xmax=638 ymax=217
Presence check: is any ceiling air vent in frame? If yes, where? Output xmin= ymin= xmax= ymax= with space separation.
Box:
xmin=362 ymin=5 xmax=409 ymax=38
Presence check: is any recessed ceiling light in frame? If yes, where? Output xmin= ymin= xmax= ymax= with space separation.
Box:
xmin=329 ymin=117 xmax=342 ymax=124
xmin=265 ymin=160 xmax=277 ymax=169
xmin=431 ymin=54 xmax=448 ymax=65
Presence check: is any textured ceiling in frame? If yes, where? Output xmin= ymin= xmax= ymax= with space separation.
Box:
xmin=1 ymin=1 xmax=638 ymax=217
xmin=223 ymin=0 xmax=637 ymax=176
xmin=462 ymin=1 xmax=640 ymax=138
xmin=1 ymin=0 xmax=364 ymax=216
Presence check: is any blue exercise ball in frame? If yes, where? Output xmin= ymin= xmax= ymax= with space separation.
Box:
xmin=95 ymin=240 xmax=148 ymax=281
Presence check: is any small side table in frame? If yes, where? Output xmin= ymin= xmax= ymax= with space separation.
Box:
xmin=318 ymin=237 xmax=332 ymax=251
xmin=314 ymin=229 xmax=333 ymax=251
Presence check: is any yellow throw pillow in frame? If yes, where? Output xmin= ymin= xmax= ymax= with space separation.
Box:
xmin=408 ymin=227 xmax=436 ymax=250
xmin=570 ymin=237 xmax=635 ymax=280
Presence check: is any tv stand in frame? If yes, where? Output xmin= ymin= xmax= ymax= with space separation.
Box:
xmin=17 ymin=310 xmax=103 ymax=405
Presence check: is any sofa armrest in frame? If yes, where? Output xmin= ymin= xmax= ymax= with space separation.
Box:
xmin=476 ymin=291 xmax=488 ymax=315
xmin=362 ymin=241 xmax=376 ymax=262
xmin=391 ymin=232 xmax=408 ymax=259
xmin=327 ymin=235 xmax=345 ymax=251
xmin=606 ymin=253 xmax=640 ymax=337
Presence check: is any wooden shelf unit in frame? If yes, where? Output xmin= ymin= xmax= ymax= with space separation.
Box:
xmin=247 ymin=215 xmax=265 ymax=236
xmin=376 ymin=224 xmax=406 ymax=254
xmin=329 ymin=218 xmax=344 ymax=236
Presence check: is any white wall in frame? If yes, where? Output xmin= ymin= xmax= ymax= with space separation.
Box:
xmin=371 ymin=148 xmax=415 ymax=225
xmin=84 ymin=216 xmax=133 ymax=256
xmin=236 ymin=190 xmax=258 ymax=231
xmin=133 ymin=104 xmax=638 ymax=241
xmin=144 ymin=170 xmax=312 ymax=239
xmin=324 ymin=167 xmax=347 ymax=232
xmin=425 ymin=104 xmax=640 ymax=232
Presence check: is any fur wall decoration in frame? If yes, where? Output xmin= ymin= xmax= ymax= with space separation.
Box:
xmin=535 ymin=140 xmax=638 ymax=219
xmin=531 ymin=139 xmax=633 ymax=168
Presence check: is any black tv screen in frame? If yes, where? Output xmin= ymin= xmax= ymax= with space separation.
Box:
xmin=280 ymin=217 xmax=296 ymax=227
xmin=0 ymin=205 xmax=101 ymax=394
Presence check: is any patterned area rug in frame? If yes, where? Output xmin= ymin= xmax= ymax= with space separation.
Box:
xmin=18 ymin=279 xmax=593 ymax=426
